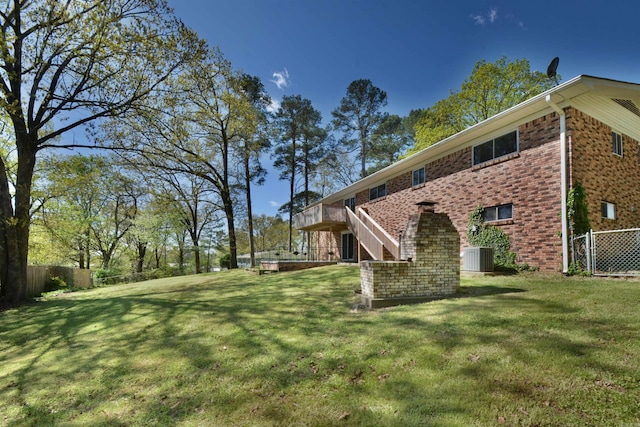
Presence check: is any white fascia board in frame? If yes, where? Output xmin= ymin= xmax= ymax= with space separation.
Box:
xmin=314 ymin=75 xmax=638 ymax=207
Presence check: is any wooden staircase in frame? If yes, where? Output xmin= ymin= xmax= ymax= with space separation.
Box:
xmin=345 ymin=207 xmax=399 ymax=261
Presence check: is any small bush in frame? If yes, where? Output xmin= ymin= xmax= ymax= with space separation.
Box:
xmin=219 ymin=253 xmax=231 ymax=269
xmin=567 ymin=262 xmax=592 ymax=276
xmin=467 ymin=205 xmax=533 ymax=271
xmin=45 ymin=276 xmax=68 ymax=292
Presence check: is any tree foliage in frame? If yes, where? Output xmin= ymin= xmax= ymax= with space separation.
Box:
xmin=0 ymin=0 xmax=203 ymax=305
xmin=331 ymin=79 xmax=388 ymax=179
xmin=100 ymin=45 xmax=257 ymax=271
xmin=37 ymin=154 xmax=107 ymax=269
xmin=367 ymin=114 xmax=413 ymax=174
xmin=408 ymin=57 xmax=556 ymax=155
xmin=233 ymin=73 xmax=271 ymax=267
xmin=272 ymin=95 xmax=326 ymax=251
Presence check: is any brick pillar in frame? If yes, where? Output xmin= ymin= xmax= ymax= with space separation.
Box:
xmin=361 ymin=211 xmax=460 ymax=308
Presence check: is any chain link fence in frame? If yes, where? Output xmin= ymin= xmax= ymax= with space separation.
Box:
xmin=571 ymin=228 xmax=640 ymax=276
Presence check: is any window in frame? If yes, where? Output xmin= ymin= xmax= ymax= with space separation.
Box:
xmin=344 ymin=197 xmax=355 ymax=211
xmin=612 ymin=132 xmax=623 ymax=156
xmin=473 ymin=131 xmax=518 ymax=165
xmin=483 ymin=204 xmax=513 ymax=222
xmin=369 ymin=184 xmax=386 ymax=200
xmin=601 ymin=201 xmax=616 ymax=219
xmin=412 ymin=167 xmax=425 ymax=186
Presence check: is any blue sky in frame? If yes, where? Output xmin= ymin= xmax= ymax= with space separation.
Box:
xmin=168 ymin=0 xmax=640 ymax=217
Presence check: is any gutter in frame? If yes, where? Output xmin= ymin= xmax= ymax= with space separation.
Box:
xmin=546 ymin=95 xmax=569 ymax=273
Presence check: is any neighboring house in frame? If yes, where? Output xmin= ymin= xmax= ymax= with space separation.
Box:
xmin=294 ymin=75 xmax=640 ymax=272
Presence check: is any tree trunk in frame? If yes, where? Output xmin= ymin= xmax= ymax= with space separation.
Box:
xmin=155 ymin=247 xmax=161 ymax=269
xmin=193 ymin=244 xmax=201 ymax=273
xmin=0 ymin=138 xmax=36 ymax=305
xmin=102 ymin=253 xmax=111 ymax=270
xmin=360 ymin=136 xmax=367 ymax=178
xmin=222 ymin=190 xmax=238 ymax=269
xmin=288 ymin=139 xmax=296 ymax=253
xmin=244 ymin=154 xmax=256 ymax=268
xmin=85 ymin=229 xmax=91 ymax=270
xmin=136 ymin=241 xmax=147 ymax=273
xmin=176 ymin=232 xmax=186 ymax=273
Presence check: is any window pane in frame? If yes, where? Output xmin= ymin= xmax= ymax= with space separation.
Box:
xmin=483 ymin=207 xmax=497 ymax=222
xmin=370 ymin=185 xmax=386 ymax=200
xmin=344 ymin=197 xmax=355 ymax=211
xmin=413 ymin=168 xmax=425 ymax=186
xmin=612 ymin=132 xmax=622 ymax=156
xmin=473 ymin=141 xmax=493 ymax=165
xmin=498 ymin=204 xmax=513 ymax=220
xmin=494 ymin=132 xmax=517 ymax=158
xmin=601 ymin=202 xmax=615 ymax=219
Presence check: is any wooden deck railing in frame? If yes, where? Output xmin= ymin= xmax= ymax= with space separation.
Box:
xmin=345 ymin=207 xmax=385 ymax=260
xmin=294 ymin=203 xmax=400 ymax=260
xmin=293 ymin=204 xmax=346 ymax=231
xmin=356 ymin=208 xmax=400 ymax=260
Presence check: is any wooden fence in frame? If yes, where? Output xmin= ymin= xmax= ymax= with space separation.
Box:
xmin=26 ymin=266 xmax=92 ymax=298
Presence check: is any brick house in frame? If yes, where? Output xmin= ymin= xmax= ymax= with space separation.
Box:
xmin=294 ymin=75 xmax=640 ymax=272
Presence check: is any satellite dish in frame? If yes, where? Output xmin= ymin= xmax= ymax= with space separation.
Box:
xmin=547 ymin=57 xmax=559 ymax=85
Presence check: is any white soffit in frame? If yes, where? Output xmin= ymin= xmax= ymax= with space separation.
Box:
xmin=572 ymin=94 xmax=640 ymax=142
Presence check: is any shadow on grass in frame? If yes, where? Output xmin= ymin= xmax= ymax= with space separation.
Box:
xmin=455 ymin=284 xmax=526 ymax=298
xmin=1 ymin=267 xmax=639 ymax=425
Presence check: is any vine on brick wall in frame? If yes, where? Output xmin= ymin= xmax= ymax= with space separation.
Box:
xmin=567 ymin=182 xmax=590 ymax=236
xmin=467 ymin=206 xmax=518 ymax=268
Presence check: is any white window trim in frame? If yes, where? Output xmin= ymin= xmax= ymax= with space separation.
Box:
xmin=601 ymin=201 xmax=616 ymax=220
xmin=483 ymin=203 xmax=513 ymax=222
xmin=412 ymin=167 xmax=425 ymax=187
xmin=612 ymin=131 xmax=623 ymax=157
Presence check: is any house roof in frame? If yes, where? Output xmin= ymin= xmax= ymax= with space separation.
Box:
xmin=316 ymin=75 xmax=640 ymax=206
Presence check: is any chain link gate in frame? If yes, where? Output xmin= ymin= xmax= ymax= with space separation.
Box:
xmin=571 ymin=228 xmax=640 ymax=276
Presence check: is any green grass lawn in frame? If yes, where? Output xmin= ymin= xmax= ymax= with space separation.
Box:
xmin=1 ymin=265 xmax=639 ymax=426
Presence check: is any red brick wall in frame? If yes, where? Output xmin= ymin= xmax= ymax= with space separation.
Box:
xmin=358 ymin=113 xmax=564 ymax=271
xmin=568 ymin=108 xmax=640 ymax=230
xmin=310 ymin=108 xmax=640 ymax=272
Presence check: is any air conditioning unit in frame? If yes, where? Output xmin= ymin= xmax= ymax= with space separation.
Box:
xmin=462 ymin=247 xmax=494 ymax=272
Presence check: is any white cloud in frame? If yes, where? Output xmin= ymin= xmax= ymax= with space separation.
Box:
xmin=269 ymin=200 xmax=280 ymax=208
xmin=488 ymin=8 xmax=498 ymax=23
xmin=471 ymin=14 xmax=485 ymax=25
xmin=271 ymin=68 xmax=289 ymax=90
xmin=471 ymin=8 xmax=498 ymax=25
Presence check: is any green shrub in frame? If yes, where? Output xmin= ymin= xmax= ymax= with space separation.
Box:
xmin=45 ymin=276 xmax=68 ymax=292
xmin=219 ymin=253 xmax=231 ymax=269
xmin=467 ymin=205 xmax=532 ymax=271
xmin=567 ymin=182 xmax=590 ymax=236
xmin=567 ymin=262 xmax=592 ymax=276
